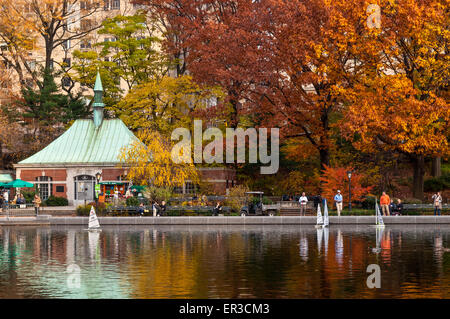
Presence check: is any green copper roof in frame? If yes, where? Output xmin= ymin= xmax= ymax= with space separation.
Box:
xmin=18 ymin=119 xmax=139 ymax=165
xmin=0 ymin=174 xmax=13 ymax=183
xmin=94 ymin=71 xmax=103 ymax=92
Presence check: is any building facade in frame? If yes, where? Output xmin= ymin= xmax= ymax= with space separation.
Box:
xmin=14 ymin=73 xmax=236 ymax=206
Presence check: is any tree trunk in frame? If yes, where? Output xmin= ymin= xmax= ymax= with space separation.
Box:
xmin=412 ymin=155 xmax=425 ymax=200
xmin=432 ymin=157 xmax=441 ymax=177
xmin=319 ymin=148 xmax=330 ymax=170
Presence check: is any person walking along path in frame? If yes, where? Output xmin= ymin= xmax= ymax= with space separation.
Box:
xmin=380 ymin=192 xmax=390 ymax=216
xmin=334 ymin=190 xmax=343 ymax=216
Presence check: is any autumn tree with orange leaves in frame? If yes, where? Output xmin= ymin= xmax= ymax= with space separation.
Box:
xmin=138 ymin=0 xmax=391 ymax=170
xmin=319 ymin=165 xmax=373 ymax=207
xmin=341 ymin=0 xmax=449 ymax=199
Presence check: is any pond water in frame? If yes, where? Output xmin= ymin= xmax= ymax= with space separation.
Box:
xmin=0 ymin=225 xmax=450 ymax=298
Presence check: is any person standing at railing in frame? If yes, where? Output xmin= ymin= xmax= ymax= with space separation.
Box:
xmin=334 ymin=190 xmax=343 ymax=217
xmin=299 ymin=192 xmax=308 ymax=216
xmin=432 ymin=192 xmax=442 ymax=216
xmin=380 ymin=192 xmax=390 ymax=216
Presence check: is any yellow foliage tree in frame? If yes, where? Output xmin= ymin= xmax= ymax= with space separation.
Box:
xmin=115 ymin=75 xmax=223 ymax=136
xmin=119 ymin=130 xmax=198 ymax=188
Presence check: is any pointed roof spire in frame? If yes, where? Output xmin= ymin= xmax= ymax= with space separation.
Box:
xmin=93 ymin=71 xmax=104 ymax=127
xmin=92 ymin=71 xmax=105 ymax=109
xmin=94 ymin=71 xmax=103 ymax=92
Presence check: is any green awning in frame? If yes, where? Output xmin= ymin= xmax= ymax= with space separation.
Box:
xmin=99 ymin=181 xmax=127 ymax=185
xmin=130 ymin=185 xmax=146 ymax=191
xmin=3 ymin=179 xmax=34 ymax=188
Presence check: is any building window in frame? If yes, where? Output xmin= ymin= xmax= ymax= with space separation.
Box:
xmin=111 ymin=0 xmax=120 ymax=10
xmin=74 ymin=175 xmax=95 ymax=201
xmin=63 ymin=58 xmax=71 ymax=67
xmin=80 ymin=40 xmax=92 ymax=49
xmin=173 ymin=186 xmax=183 ymax=194
xmin=80 ymin=19 xmax=92 ymax=32
xmin=25 ymin=60 xmax=36 ymax=71
xmin=103 ymin=0 xmax=110 ymax=10
xmin=56 ymin=186 xmax=65 ymax=193
xmin=35 ymin=176 xmax=53 ymax=200
xmin=80 ymin=1 xmax=91 ymax=10
xmin=185 ymin=182 xmax=198 ymax=194
xmin=62 ymin=76 xmax=71 ymax=87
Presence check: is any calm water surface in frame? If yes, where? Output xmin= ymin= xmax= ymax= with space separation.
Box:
xmin=1 ymin=225 xmax=450 ymax=298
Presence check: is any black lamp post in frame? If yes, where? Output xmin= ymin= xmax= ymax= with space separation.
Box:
xmin=347 ymin=170 xmax=352 ymax=211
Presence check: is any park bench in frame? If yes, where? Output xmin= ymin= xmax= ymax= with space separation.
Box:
xmin=106 ymin=205 xmax=143 ymax=216
xmin=167 ymin=205 xmax=232 ymax=215
xmin=403 ymin=203 xmax=449 ymax=210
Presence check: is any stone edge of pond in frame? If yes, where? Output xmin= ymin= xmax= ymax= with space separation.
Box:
xmin=1 ymin=215 xmax=448 ymax=225
xmin=2 ymin=215 xmax=450 ymax=226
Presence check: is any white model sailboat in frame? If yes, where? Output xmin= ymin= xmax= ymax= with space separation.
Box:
xmin=323 ymin=199 xmax=329 ymax=227
xmin=87 ymin=206 xmax=102 ymax=231
xmin=372 ymin=199 xmax=385 ymax=228
xmin=315 ymin=204 xmax=324 ymax=229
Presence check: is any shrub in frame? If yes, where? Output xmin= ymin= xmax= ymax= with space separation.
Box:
xmin=76 ymin=205 xmax=91 ymax=216
xmin=224 ymin=185 xmax=249 ymax=213
xmin=45 ymin=195 xmax=69 ymax=206
xmin=126 ymin=196 xmax=140 ymax=207
xmin=22 ymin=190 xmax=36 ymax=203
xmin=143 ymin=186 xmax=173 ymax=203
xmin=402 ymin=198 xmax=422 ymax=204
xmin=76 ymin=202 xmax=107 ymax=216
xmin=361 ymin=196 xmax=376 ymax=209
xmin=424 ymin=177 xmax=446 ymax=192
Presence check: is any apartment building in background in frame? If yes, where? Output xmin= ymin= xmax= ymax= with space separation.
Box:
xmin=0 ymin=0 xmax=149 ymax=105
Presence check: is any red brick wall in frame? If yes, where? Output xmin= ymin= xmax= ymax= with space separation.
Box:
xmin=199 ymin=168 xmax=236 ymax=180
xmin=20 ymin=169 xmax=67 ymax=181
xmin=53 ymin=183 xmax=67 ymax=198
xmin=102 ymin=168 xmax=127 ymax=180
xmin=19 ymin=169 xmax=68 ymax=198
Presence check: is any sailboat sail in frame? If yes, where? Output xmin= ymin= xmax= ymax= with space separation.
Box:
xmin=323 ymin=199 xmax=329 ymax=227
xmin=88 ymin=206 xmax=100 ymax=229
xmin=375 ymin=200 xmax=384 ymax=226
xmin=316 ymin=204 xmax=323 ymax=225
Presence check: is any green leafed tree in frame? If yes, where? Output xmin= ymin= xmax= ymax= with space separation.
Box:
xmin=19 ymin=68 xmax=90 ymax=127
xmin=70 ymin=12 xmax=170 ymax=111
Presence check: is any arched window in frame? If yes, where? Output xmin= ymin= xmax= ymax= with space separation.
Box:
xmin=35 ymin=176 xmax=52 ymax=200
xmin=74 ymin=175 xmax=95 ymax=201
